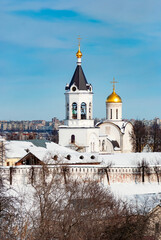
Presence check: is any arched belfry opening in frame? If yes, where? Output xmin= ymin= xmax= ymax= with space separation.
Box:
xmin=81 ymin=102 xmax=86 ymax=119
xmin=72 ymin=102 xmax=77 ymax=119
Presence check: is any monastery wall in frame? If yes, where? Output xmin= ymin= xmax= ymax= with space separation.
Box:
xmin=0 ymin=165 xmax=161 ymax=186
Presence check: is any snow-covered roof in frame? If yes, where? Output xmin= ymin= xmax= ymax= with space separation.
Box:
xmin=97 ymin=120 xmax=132 ymax=134
xmin=5 ymin=140 xmax=77 ymax=160
xmin=100 ymin=152 xmax=161 ymax=167
xmin=5 ymin=140 xmax=100 ymax=164
xmin=4 ymin=140 xmax=161 ymax=167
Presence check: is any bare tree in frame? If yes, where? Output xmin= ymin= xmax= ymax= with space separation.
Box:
xmin=137 ymin=159 xmax=151 ymax=183
xmin=0 ymin=175 xmax=21 ymax=240
xmin=0 ymin=140 xmax=8 ymax=166
xmin=29 ymin=166 xmax=35 ymax=186
xmin=154 ymin=161 xmax=161 ymax=184
xmin=98 ymin=163 xmax=112 ymax=185
xmin=149 ymin=122 xmax=161 ymax=152
xmin=130 ymin=120 xmax=148 ymax=152
xmin=61 ymin=166 xmax=70 ymax=185
xmin=24 ymin=165 xmax=150 ymax=240
xmin=0 ymin=163 xmax=155 ymax=240
xmin=9 ymin=166 xmax=13 ymax=185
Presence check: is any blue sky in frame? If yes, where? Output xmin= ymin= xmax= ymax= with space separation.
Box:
xmin=0 ymin=0 xmax=161 ymax=121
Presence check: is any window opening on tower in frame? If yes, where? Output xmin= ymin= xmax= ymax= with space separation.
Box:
xmin=110 ymin=109 xmax=112 ymax=119
xmin=72 ymin=102 xmax=77 ymax=119
xmin=81 ymin=102 xmax=86 ymax=119
xmin=116 ymin=109 xmax=118 ymax=119
xmin=66 ymin=103 xmax=69 ymax=119
xmin=89 ymin=102 xmax=92 ymax=119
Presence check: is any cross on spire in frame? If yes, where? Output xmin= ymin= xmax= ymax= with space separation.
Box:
xmin=110 ymin=77 xmax=118 ymax=92
xmin=76 ymin=36 xmax=83 ymax=60
xmin=77 ymin=36 xmax=82 ymax=47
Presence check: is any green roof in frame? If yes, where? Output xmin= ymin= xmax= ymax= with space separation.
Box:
xmin=26 ymin=139 xmax=51 ymax=148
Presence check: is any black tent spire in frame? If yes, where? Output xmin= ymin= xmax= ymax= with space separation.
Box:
xmin=69 ymin=65 xmax=89 ymax=90
xmin=65 ymin=44 xmax=91 ymax=91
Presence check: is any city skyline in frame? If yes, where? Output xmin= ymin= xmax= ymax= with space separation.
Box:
xmin=0 ymin=0 xmax=161 ymax=120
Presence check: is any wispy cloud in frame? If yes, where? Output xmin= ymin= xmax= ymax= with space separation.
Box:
xmin=12 ymin=9 xmax=101 ymax=24
xmin=1 ymin=0 xmax=161 ymax=24
xmin=0 ymin=0 xmax=161 ymax=120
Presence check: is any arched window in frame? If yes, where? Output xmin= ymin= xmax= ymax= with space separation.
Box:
xmin=116 ymin=109 xmax=118 ymax=119
xmin=99 ymin=140 xmax=101 ymax=147
xmin=93 ymin=142 xmax=95 ymax=152
xmin=66 ymin=103 xmax=69 ymax=119
xmin=102 ymin=140 xmax=105 ymax=151
xmin=72 ymin=102 xmax=77 ymax=119
xmin=81 ymin=102 xmax=86 ymax=119
xmin=110 ymin=109 xmax=112 ymax=119
xmin=89 ymin=102 xmax=92 ymax=119
xmin=71 ymin=135 xmax=75 ymax=144
xmin=91 ymin=142 xmax=92 ymax=152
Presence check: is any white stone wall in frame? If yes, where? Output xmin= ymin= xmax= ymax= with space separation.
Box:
xmin=65 ymin=119 xmax=94 ymax=128
xmin=122 ymin=122 xmax=133 ymax=153
xmin=106 ymin=102 xmax=122 ymax=121
xmin=59 ymin=127 xmax=99 ymax=152
xmin=98 ymin=121 xmax=133 ymax=154
xmin=99 ymin=122 xmax=122 ymax=147
xmin=99 ymin=137 xmax=114 ymax=153
xmin=65 ymin=89 xmax=94 ymax=127
xmin=1 ymin=165 xmax=161 ymax=186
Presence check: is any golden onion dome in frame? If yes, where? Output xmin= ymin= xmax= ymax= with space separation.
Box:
xmin=106 ymin=90 xmax=122 ymax=103
xmin=76 ymin=45 xmax=82 ymax=58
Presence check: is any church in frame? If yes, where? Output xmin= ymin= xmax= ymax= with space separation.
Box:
xmin=59 ymin=44 xmax=133 ymax=154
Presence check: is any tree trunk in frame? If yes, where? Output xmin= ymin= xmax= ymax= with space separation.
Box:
xmin=10 ymin=167 xmax=13 ymax=185
xmin=105 ymin=168 xmax=110 ymax=185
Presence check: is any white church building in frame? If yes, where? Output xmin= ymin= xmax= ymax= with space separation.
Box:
xmin=59 ymin=45 xmax=133 ymax=154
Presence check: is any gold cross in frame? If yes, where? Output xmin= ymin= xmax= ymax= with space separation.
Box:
xmin=110 ymin=77 xmax=118 ymax=92
xmin=77 ymin=36 xmax=82 ymax=47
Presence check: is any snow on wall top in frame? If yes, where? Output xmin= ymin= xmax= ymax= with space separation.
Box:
xmin=100 ymin=152 xmax=161 ymax=167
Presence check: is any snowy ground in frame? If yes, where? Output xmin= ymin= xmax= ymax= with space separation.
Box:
xmin=7 ymin=181 xmax=161 ymax=213
xmin=108 ymin=182 xmax=161 ymax=210
xmin=110 ymin=182 xmax=161 ymax=196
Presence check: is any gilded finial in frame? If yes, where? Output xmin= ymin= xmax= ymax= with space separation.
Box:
xmin=110 ymin=77 xmax=118 ymax=92
xmin=76 ymin=36 xmax=82 ymax=58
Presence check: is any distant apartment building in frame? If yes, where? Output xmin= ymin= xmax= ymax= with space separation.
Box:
xmin=0 ymin=118 xmax=61 ymax=142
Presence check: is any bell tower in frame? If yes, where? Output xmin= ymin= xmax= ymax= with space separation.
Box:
xmin=64 ymin=41 xmax=94 ymax=127
xmin=59 ymin=42 xmax=99 ymax=152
